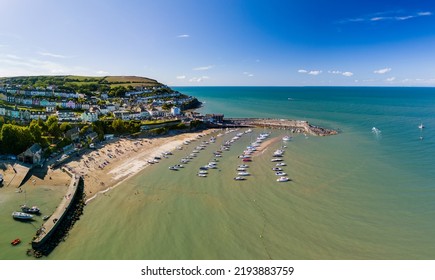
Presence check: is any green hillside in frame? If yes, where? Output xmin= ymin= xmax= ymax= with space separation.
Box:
xmin=0 ymin=75 xmax=163 ymax=91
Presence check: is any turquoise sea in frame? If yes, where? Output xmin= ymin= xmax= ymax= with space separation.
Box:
xmin=2 ymin=86 xmax=435 ymax=259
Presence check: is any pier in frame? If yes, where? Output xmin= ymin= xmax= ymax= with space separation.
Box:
xmin=220 ymin=118 xmax=338 ymax=136
xmin=31 ymin=168 xmax=85 ymax=257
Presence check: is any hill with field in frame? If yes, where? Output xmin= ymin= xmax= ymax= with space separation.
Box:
xmin=0 ymin=75 xmax=165 ymax=95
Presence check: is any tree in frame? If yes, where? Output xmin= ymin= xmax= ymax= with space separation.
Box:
xmin=48 ymin=122 xmax=61 ymax=139
xmin=60 ymin=122 xmax=72 ymax=132
xmin=112 ymin=119 xmax=125 ymax=135
xmin=29 ymin=121 xmax=43 ymax=144
xmin=0 ymin=124 xmax=33 ymax=154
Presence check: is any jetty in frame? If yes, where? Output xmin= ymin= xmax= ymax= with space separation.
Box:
xmin=218 ymin=118 xmax=338 ymax=136
xmin=1 ymin=163 xmax=31 ymax=189
xmin=31 ymin=168 xmax=85 ymax=256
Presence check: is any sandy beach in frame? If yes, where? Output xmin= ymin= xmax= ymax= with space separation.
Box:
xmin=60 ymin=130 xmax=216 ymax=203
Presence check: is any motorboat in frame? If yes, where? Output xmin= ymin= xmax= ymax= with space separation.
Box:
xmin=271 ymin=158 xmax=283 ymax=162
xmin=276 ymin=162 xmax=287 ymax=166
xmin=419 ymin=123 xmax=425 ymax=129
xmin=197 ymin=173 xmax=207 ymax=177
xmin=239 ymin=164 xmax=249 ymax=168
xmin=20 ymin=205 xmax=40 ymax=214
xmin=276 ymin=177 xmax=290 ymax=182
xmin=198 ymin=170 xmax=208 ymax=174
xmin=12 ymin=211 xmax=34 ymax=220
xmin=237 ymin=167 xmax=246 ymax=171
xmin=272 ymin=167 xmax=283 ymax=171
xmin=234 ymin=176 xmax=246 ymax=181
xmin=275 ymin=171 xmax=287 ymax=176
xmin=169 ymin=166 xmax=179 ymax=171
xmin=237 ymin=171 xmax=250 ymax=176
xmin=282 ymin=135 xmax=292 ymax=141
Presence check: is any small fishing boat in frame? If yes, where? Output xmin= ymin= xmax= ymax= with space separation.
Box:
xmin=197 ymin=173 xmax=207 ymax=177
xmin=275 ymin=171 xmax=287 ymax=176
xmin=169 ymin=166 xmax=179 ymax=171
xmin=21 ymin=205 xmax=40 ymax=214
xmin=237 ymin=171 xmax=250 ymax=176
xmin=271 ymin=158 xmax=283 ymax=162
xmin=11 ymin=238 xmax=21 ymax=246
xmin=239 ymin=164 xmax=249 ymax=168
xmin=272 ymin=167 xmax=283 ymax=171
xmin=418 ymin=123 xmax=425 ymax=129
xmin=276 ymin=162 xmax=287 ymax=166
xmin=282 ymin=135 xmax=292 ymax=141
xmin=234 ymin=176 xmax=246 ymax=181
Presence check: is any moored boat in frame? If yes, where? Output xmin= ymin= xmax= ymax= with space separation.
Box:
xmin=11 ymin=238 xmax=21 ymax=246
xmin=234 ymin=176 xmax=246 ymax=181
xmin=282 ymin=135 xmax=292 ymax=141
xmin=12 ymin=211 xmax=34 ymax=220
xmin=20 ymin=205 xmax=40 ymax=214
xmin=276 ymin=176 xmax=290 ymax=182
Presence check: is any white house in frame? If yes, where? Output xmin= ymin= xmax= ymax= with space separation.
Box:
xmin=171 ymin=107 xmax=181 ymax=116
xmin=81 ymin=112 xmax=99 ymax=122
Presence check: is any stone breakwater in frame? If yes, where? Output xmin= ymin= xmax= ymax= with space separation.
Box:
xmin=29 ymin=168 xmax=85 ymax=258
xmin=225 ymin=118 xmax=338 ymax=136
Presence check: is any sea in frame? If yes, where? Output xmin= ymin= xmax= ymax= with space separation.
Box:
xmin=1 ymin=86 xmax=435 ymax=260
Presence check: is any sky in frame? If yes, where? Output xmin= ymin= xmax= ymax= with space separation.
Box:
xmin=1 ymin=0 xmax=435 ymax=86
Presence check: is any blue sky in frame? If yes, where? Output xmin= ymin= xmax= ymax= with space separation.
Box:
xmin=1 ymin=0 xmax=435 ymax=86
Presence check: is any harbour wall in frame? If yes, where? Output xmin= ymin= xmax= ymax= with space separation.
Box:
xmin=216 ymin=118 xmax=338 ymax=136
xmin=30 ymin=168 xmax=85 ymax=257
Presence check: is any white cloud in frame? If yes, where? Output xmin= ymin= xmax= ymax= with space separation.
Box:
xmin=193 ymin=65 xmax=214 ymax=71
xmin=38 ymin=51 xmax=67 ymax=59
xmin=418 ymin=12 xmax=432 ymax=16
xmin=189 ymin=76 xmax=209 ymax=83
xmin=0 ymin=53 xmax=72 ymax=76
xmin=374 ymin=67 xmax=392 ymax=74
xmin=243 ymin=72 xmax=254 ymax=77
xmin=176 ymin=75 xmax=186 ymax=80
xmin=177 ymin=34 xmax=190 ymax=38
xmin=298 ymin=69 xmax=308 ymax=73
xmin=342 ymin=71 xmax=354 ymax=77
xmin=341 ymin=10 xmax=432 ymax=24
xmin=308 ymin=70 xmax=322 ymax=75
xmin=329 ymin=70 xmax=341 ymax=74
xmin=96 ymin=70 xmax=109 ymax=75
xmin=386 ymin=77 xmax=396 ymax=82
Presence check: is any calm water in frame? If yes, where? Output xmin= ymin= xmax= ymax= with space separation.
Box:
xmin=2 ymin=87 xmax=435 ymax=259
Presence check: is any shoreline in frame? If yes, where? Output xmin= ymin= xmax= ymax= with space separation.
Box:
xmin=61 ymin=129 xmax=217 ymax=204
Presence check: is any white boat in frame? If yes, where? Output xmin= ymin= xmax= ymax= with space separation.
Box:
xmin=275 ymin=171 xmax=287 ymax=176
xmin=239 ymin=164 xmax=249 ymax=168
xmin=419 ymin=123 xmax=425 ymax=129
xmin=21 ymin=205 xmax=40 ymax=214
xmin=169 ymin=166 xmax=179 ymax=171
xmin=272 ymin=167 xmax=283 ymax=171
xmin=282 ymin=135 xmax=292 ymax=141
xmin=372 ymin=127 xmax=381 ymax=134
xmin=199 ymin=170 xmax=208 ymax=174
xmin=197 ymin=173 xmax=207 ymax=177
xmin=276 ymin=177 xmax=290 ymax=182
xmin=237 ymin=171 xmax=250 ymax=176
xmin=276 ymin=162 xmax=287 ymax=166
xmin=237 ymin=167 xmax=246 ymax=171
xmin=234 ymin=176 xmax=246 ymax=181
xmin=271 ymin=158 xmax=283 ymax=162
xmin=12 ymin=211 xmax=34 ymax=220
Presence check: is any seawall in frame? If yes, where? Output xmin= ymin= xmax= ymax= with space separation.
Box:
xmin=30 ymin=168 xmax=85 ymax=257
xmin=222 ymin=118 xmax=338 ymax=136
